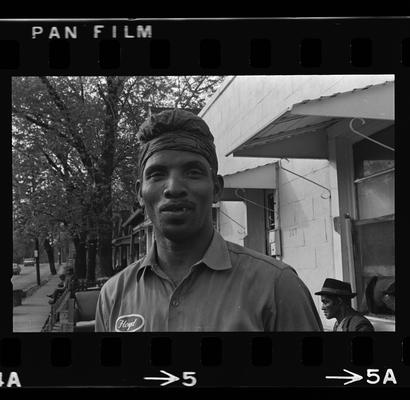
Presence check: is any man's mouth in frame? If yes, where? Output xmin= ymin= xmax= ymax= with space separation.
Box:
xmin=160 ymin=203 xmax=194 ymax=215
xmin=162 ymin=208 xmax=191 ymax=214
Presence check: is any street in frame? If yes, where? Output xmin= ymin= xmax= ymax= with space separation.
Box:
xmin=12 ymin=263 xmax=66 ymax=332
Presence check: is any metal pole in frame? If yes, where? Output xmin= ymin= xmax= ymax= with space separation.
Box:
xmin=344 ymin=215 xmax=358 ymax=310
xmin=35 ymin=237 xmax=40 ymax=286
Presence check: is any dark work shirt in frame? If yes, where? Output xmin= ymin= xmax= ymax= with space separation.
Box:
xmin=95 ymin=230 xmax=323 ymax=332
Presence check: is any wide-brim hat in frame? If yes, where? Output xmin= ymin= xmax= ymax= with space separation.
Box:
xmin=315 ymin=278 xmax=356 ymax=298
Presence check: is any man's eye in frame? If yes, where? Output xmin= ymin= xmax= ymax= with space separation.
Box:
xmin=187 ymin=169 xmax=203 ymax=176
xmin=147 ymin=171 xmax=165 ymax=179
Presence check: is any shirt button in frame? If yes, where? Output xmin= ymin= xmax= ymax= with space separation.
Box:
xmin=171 ymin=299 xmax=180 ymax=307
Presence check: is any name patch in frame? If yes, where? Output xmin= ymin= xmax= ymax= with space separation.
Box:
xmin=115 ymin=314 xmax=145 ymax=332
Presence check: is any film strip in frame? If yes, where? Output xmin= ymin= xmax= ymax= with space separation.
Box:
xmin=1 ymin=17 xmax=408 ymax=390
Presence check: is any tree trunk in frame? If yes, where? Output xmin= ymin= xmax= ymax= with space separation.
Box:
xmin=35 ymin=237 xmax=41 ymax=285
xmin=43 ymin=238 xmax=57 ymax=275
xmin=86 ymin=238 xmax=97 ymax=282
xmin=98 ymin=227 xmax=113 ymax=277
xmin=95 ymin=180 xmax=114 ymax=277
xmin=93 ymin=77 xmax=121 ymax=278
xmin=73 ymin=232 xmax=87 ymax=279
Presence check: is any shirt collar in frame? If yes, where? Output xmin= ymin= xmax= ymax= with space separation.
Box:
xmin=136 ymin=230 xmax=232 ymax=282
xmin=136 ymin=243 xmax=158 ymax=281
xmin=199 ymin=230 xmax=232 ymax=271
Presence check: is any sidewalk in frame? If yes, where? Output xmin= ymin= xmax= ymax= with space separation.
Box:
xmin=12 ymin=263 xmax=52 ymax=295
xmin=13 ymin=264 xmax=66 ymax=332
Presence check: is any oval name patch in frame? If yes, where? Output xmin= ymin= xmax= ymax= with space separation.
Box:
xmin=115 ymin=314 xmax=145 ymax=332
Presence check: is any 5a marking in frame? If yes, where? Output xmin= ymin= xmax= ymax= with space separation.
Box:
xmin=326 ymin=368 xmax=397 ymax=386
xmin=144 ymin=370 xmax=197 ymax=387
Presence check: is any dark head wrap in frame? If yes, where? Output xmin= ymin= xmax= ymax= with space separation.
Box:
xmin=137 ymin=109 xmax=218 ymax=175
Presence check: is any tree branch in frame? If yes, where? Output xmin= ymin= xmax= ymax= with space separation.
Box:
xmin=39 ymin=76 xmax=96 ymax=178
xmin=119 ymin=78 xmax=139 ymax=113
xmin=12 ymin=106 xmax=51 ymax=131
xmin=64 ymin=78 xmax=85 ymax=103
xmin=180 ymin=76 xmax=207 ymax=108
xmin=40 ymin=149 xmax=66 ymax=181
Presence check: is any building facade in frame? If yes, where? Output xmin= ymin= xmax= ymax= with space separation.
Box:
xmin=200 ymin=75 xmax=395 ymax=331
xmin=112 ymin=209 xmax=154 ymax=272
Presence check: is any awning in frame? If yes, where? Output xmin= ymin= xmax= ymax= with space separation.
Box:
xmin=227 ymin=81 xmax=394 ymax=159
xmin=221 ymin=163 xmax=276 ymax=201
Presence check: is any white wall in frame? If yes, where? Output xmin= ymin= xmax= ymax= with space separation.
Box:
xmin=277 ymin=158 xmax=335 ymax=330
xmin=218 ymin=201 xmax=247 ymax=246
xmin=201 ymin=75 xmax=393 ymax=330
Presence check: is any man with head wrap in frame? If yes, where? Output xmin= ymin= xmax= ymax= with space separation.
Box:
xmin=95 ymin=109 xmax=323 ymax=332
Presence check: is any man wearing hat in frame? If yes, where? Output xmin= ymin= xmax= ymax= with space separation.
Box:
xmin=95 ymin=109 xmax=323 ymax=332
xmin=315 ymin=278 xmax=374 ymax=331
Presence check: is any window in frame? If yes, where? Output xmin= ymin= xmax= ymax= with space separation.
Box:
xmin=265 ymin=190 xmax=281 ymax=257
xmin=266 ymin=191 xmax=276 ymax=230
xmin=131 ymin=232 xmax=140 ymax=261
xmin=352 ymin=126 xmax=395 ymax=319
xmin=121 ymin=245 xmax=128 ymax=269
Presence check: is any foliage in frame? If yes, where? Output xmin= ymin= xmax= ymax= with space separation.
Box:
xmin=12 ymin=75 xmax=225 ymax=274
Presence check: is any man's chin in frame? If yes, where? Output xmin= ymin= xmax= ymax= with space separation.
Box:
xmin=161 ymin=226 xmax=196 ymax=243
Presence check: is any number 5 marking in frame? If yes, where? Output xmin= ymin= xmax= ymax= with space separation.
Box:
xmin=182 ymin=371 xmax=197 ymax=387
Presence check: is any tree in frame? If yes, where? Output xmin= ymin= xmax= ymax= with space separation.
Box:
xmin=12 ymin=75 xmax=224 ymax=278
xmin=12 ymin=76 xmax=116 ymax=277
xmin=12 ymin=141 xmax=67 ymax=274
xmin=43 ymin=237 xmax=57 ymax=275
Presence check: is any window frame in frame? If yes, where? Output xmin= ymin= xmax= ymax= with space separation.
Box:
xmin=351 ymin=133 xmax=395 ymax=320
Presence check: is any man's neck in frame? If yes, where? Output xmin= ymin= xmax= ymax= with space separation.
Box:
xmin=155 ymin=226 xmax=215 ymax=285
xmin=335 ymin=305 xmax=354 ymax=323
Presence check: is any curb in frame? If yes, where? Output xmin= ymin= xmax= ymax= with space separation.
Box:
xmin=13 ymin=265 xmax=67 ymax=309
xmin=23 ymin=278 xmax=50 ymax=298
xmin=13 ymin=275 xmax=55 ymax=308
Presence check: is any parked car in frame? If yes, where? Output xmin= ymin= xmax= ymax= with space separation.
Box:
xmin=23 ymin=258 xmax=35 ymax=267
xmin=13 ymin=263 xmax=21 ymax=275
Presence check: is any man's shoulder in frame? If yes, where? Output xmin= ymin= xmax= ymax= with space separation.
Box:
xmin=225 ymin=240 xmax=294 ymax=275
xmin=349 ymin=310 xmax=369 ymax=321
xmin=347 ymin=312 xmax=375 ymax=331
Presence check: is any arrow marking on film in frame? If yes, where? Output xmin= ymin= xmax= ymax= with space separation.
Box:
xmin=144 ymin=370 xmax=180 ymax=386
xmin=325 ymin=369 xmax=363 ymax=385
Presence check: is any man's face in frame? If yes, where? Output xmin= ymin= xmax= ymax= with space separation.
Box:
xmin=137 ymin=149 xmax=223 ymax=242
xmin=320 ymin=295 xmax=341 ymax=320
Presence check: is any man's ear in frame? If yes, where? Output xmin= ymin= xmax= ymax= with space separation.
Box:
xmin=213 ymin=175 xmax=224 ymax=203
xmin=135 ymin=179 xmax=144 ymax=208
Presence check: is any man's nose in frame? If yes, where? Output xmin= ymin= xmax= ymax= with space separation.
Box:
xmin=163 ymin=174 xmax=187 ymax=198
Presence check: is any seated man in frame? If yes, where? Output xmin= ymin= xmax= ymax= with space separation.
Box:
xmin=315 ymin=278 xmax=374 ymax=332
xmin=95 ymin=109 xmax=323 ymax=332
xmin=47 ymin=274 xmax=67 ymax=304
